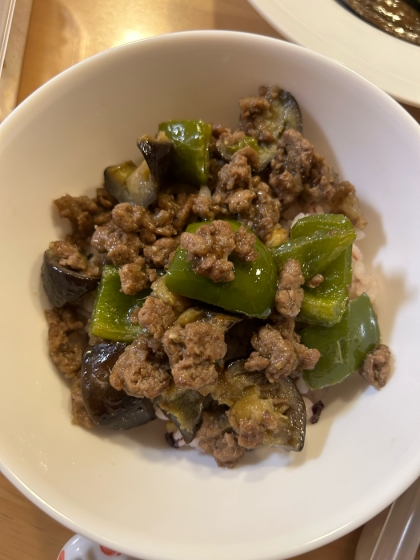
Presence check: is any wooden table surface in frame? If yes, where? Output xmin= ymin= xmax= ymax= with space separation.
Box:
xmin=1 ymin=1 xmax=420 ymax=559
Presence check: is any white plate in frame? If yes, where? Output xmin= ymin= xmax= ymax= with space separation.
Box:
xmin=248 ymin=0 xmax=420 ymax=107
xmin=1 ymin=31 xmax=420 ymax=560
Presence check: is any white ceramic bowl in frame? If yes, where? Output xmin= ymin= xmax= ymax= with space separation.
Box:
xmin=1 ymin=31 xmax=420 ymax=560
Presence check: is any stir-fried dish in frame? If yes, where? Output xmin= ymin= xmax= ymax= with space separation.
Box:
xmin=340 ymin=0 xmax=420 ymax=46
xmin=41 ymin=86 xmax=391 ymax=468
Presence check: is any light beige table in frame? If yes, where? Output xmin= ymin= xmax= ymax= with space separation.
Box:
xmin=1 ymin=1 xmax=419 ymax=558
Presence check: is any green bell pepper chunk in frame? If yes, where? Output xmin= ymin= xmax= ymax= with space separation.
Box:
xmin=270 ymin=227 xmax=356 ymax=280
xmin=218 ymin=136 xmax=259 ymax=160
xmin=300 ymin=293 xmax=380 ymax=389
xmin=158 ymin=120 xmax=212 ymax=185
xmin=290 ymin=213 xmax=354 ymax=239
xmin=289 ymin=214 xmax=355 ymax=326
xmin=90 ymin=265 xmax=150 ymax=342
xmin=299 ymin=246 xmax=352 ymax=326
xmin=165 ymin=221 xmax=278 ymax=319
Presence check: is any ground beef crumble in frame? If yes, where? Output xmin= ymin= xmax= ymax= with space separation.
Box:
xmin=109 ymin=334 xmax=171 ymax=399
xmin=162 ymin=322 xmax=227 ymax=391
xmin=45 ymin=307 xmax=88 ymax=377
xmin=180 ymin=220 xmax=257 ymax=283
xmin=138 ymin=296 xmax=177 ymax=339
xmin=359 ymin=344 xmax=391 ymax=388
xmin=275 ymin=259 xmax=305 ymax=318
xmin=244 ymin=323 xmax=319 ymax=383
xmin=71 ymin=377 xmax=94 ymax=428
xmin=119 ymin=257 xmax=157 ymax=295
xmin=196 ymin=408 xmax=245 ymax=468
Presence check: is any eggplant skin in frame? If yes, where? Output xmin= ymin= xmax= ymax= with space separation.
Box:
xmin=82 ymin=342 xmax=156 ymax=430
xmin=41 ymin=250 xmax=99 ymax=308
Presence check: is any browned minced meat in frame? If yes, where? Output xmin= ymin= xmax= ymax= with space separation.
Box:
xmin=70 ymin=377 xmax=94 ymax=428
xmin=192 ymin=192 xmax=220 ymax=221
xmin=244 ymin=325 xmax=296 ymax=382
xmin=119 ymin=257 xmax=157 ymax=295
xmin=238 ymin=94 xmax=273 ymax=143
xmin=137 ymin=296 xmax=177 ymax=339
xmin=143 ymin=237 xmax=180 ymax=268
xmin=54 ymin=188 xmax=117 ymax=246
xmin=244 ymin=324 xmax=319 ymax=383
xmin=180 ymin=220 xmax=258 ymax=283
xmin=48 ymin=240 xmax=100 ymax=277
xmin=307 ymin=274 xmax=324 ymax=288
xmin=91 ymin=224 xmax=142 ymax=266
xmin=215 ymin=131 xmax=261 ymax=170
xmin=233 ymin=226 xmax=258 ymax=261
xmin=217 ymin=150 xmax=254 ymax=192
xmin=196 ymin=408 xmax=245 ymax=468
xmin=180 ymin=220 xmax=236 ymax=283
xmin=54 ymin=194 xmax=99 ymax=240
xmin=228 ymin=406 xmax=278 ymax=449
xmin=330 ymin=181 xmax=367 ymax=230
xmin=269 ymin=129 xmax=366 ymax=227
xmin=275 ymin=259 xmax=305 ymax=318
xmin=112 ymin=202 xmax=153 ymax=233
xmin=359 ymin=344 xmax=391 ymax=389
xmin=193 ymin=147 xmax=280 ymax=243
xmin=45 ymin=307 xmax=88 ymax=377
xmin=110 ymin=335 xmax=171 ymax=399
xmin=270 ymin=313 xmax=321 ymax=374
xmin=162 ymin=322 xmax=226 ymax=391
xmin=225 ymin=189 xmax=255 ymax=214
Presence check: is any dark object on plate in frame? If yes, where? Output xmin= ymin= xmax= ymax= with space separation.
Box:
xmin=81 ymin=342 xmax=156 ymax=429
xmin=41 ymin=250 xmax=99 ymax=308
xmin=340 ymin=0 xmax=420 ymax=46
xmin=157 ymin=386 xmax=210 ymax=444
xmin=309 ymin=401 xmax=324 ymax=424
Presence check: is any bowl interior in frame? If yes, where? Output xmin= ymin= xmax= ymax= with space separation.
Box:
xmin=1 ymin=31 xmax=420 ymax=560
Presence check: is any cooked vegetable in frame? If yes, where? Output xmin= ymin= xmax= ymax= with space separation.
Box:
xmin=165 ymin=220 xmax=278 ymax=319
xmin=300 ymin=293 xmax=380 ymax=389
xmin=299 ymin=247 xmax=352 ymax=326
xmin=290 ymin=214 xmax=354 ymax=326
xmin=213 ymin=360 xmax=306 ymax=451
xmin=104 ymin=132 xmax=174 ymax=207
xmin=82 ymin=342 xmax=156 ymax=429
xmin=341 ymin=0 xmax=420 ymax=46
xmin=41 ymin=249 xmax=99 ymax=308
xmin=175 ymin=306 xmax=242 ymax=331
xmin=158 ymin=120 xmax=212 ymax=185
xmin=104 ymin=160 xmax=137 ymax=200
xmin=90 ymin=265 xmax=150 ymax=342
xmin=244 ymin=88 xmax=302 ymax=170
xmin=155 ymin=385 xmax=209 ymax=443
xmin=216 ymin=136 xmax=260 ymax=162
xmin=270 ymin=227 xmax=356 ymax=281
xmin=137 ymin=133 xmax=174 ymax=187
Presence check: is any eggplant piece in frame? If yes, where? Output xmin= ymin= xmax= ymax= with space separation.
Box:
xmin=104 ymin=134 xmax=174 ymax=208
xmin=175 ymin=306 xmax=242 ymax=332
xmin=41 ymin=250 xmax=99 ymax=308
xmin=137 ymin=133 xmax=174 ymax=187
xmin=212 ymin=360 xmax=306 ymax=451
xmin=156 ymin=385 xmax=210 ymax=443
xmin=239 ymin=86 xmax=303 ymax=171
xmin=340 ymin=0 xmax=420 ymax=46
xmin=224 ymin=318 xmax=263 ymax=363
xmin=82 ymin=342 xmax=156 ymax=429
xmin=104 ymin=159 xmax=157 ymax=208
